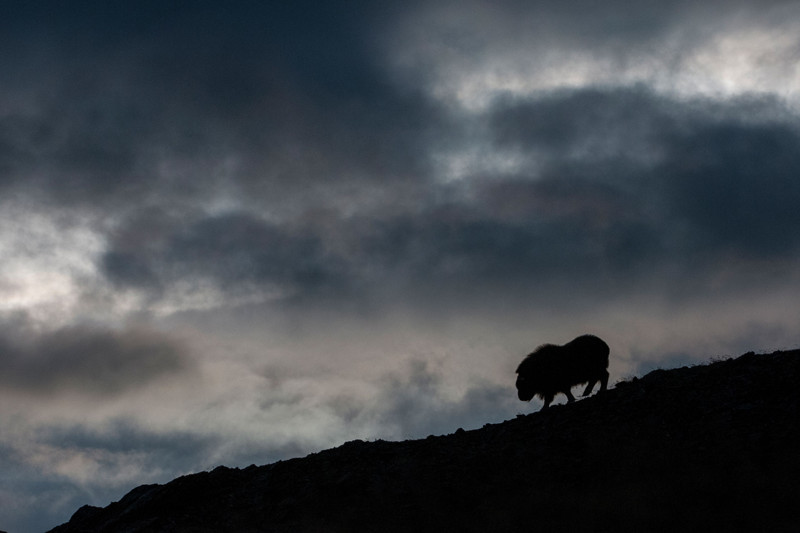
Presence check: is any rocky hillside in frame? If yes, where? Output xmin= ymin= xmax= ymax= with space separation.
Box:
xmin=50 ymin=349 xmax=800 ymax=532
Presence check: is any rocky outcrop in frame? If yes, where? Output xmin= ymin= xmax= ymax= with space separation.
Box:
xmin=50 ymin=349 xmax=800 ymax=532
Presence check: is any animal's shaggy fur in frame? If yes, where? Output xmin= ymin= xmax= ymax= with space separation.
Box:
xmin=515 ymin=334 xmax=610 ymax=410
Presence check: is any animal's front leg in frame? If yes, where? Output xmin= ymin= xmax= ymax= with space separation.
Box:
xmin=565 ymin=389 xmax=576 ymax=403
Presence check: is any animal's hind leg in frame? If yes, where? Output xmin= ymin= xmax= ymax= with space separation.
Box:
xmin=565 ymin=389 xmax=576 ymax=403
xmin=583 ymin=370 xmax=611 ymax=396
xmin=599 ymin=370 xmax=609 ymax=392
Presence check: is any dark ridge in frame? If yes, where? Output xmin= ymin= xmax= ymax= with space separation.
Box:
xmin=49 ymin=349 xmax=800 ymax=532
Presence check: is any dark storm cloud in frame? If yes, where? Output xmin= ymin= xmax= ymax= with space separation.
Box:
xmin=487 ymin=88 xmax=800 ymax=260
xmin=354 ymin=204 xmax=643 ymax=289
xmin=100 ymin=199 xmax=654 ymax=309
xmin=0 ymin=319 xmax=191 ymax=395
xmin=101 ymin=212 xmax=348 ymax=303
xmin=39 ymin=417 xmax=218 ymax=466
xmin=405 ymin=0 xmax=799 ymax=58
xmin=98 ymin=84 xmax=800 ymax=307
xmin=3 ymin=0 xmax=798 ymax=211
xmin=90 ymin=94 xmax=674 ymax=302
xmin=659 ymin=118 xmax=800 ymax=255
xmin=12 ymin=1 xmax=797 ymax=307
xmin=0 ymin=1 xmax=440 ymax=209
xmin=489 ymin=87 xmax=673 ymax=162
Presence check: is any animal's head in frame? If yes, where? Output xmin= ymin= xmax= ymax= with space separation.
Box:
xmin=515 ymin=372 xmax=535 ymax=401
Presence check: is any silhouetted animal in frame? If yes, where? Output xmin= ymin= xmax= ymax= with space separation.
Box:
xmin=516 ymin=334 xmax=610 ymax=410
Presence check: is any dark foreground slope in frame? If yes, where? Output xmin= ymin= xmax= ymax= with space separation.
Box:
xmin=50 ymin=349 xmax=800 ymax=533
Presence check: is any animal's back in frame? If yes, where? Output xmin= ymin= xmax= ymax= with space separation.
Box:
xmin=565 ymin=335 xmax=609 ymax=365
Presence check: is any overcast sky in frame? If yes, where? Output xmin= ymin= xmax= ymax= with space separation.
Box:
xmin=3 ymin=1 xmax=800 ymax=531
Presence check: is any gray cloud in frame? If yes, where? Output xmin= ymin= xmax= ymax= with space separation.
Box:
xmin=376 ymin=359 xmax=520 ymax=438
xmin=0 ymin=320 xmax=192 ymax=395
xmin=325 ymin=358 xmax=518 ymax=441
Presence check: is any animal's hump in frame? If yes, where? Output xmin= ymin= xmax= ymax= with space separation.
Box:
xmin=516 ymin=343 xmax=557 ymax=373
xmin=573 ymin=334 xmax=605 ymax=343
xmin=569 ymin=334 xmax=609 ymax=349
